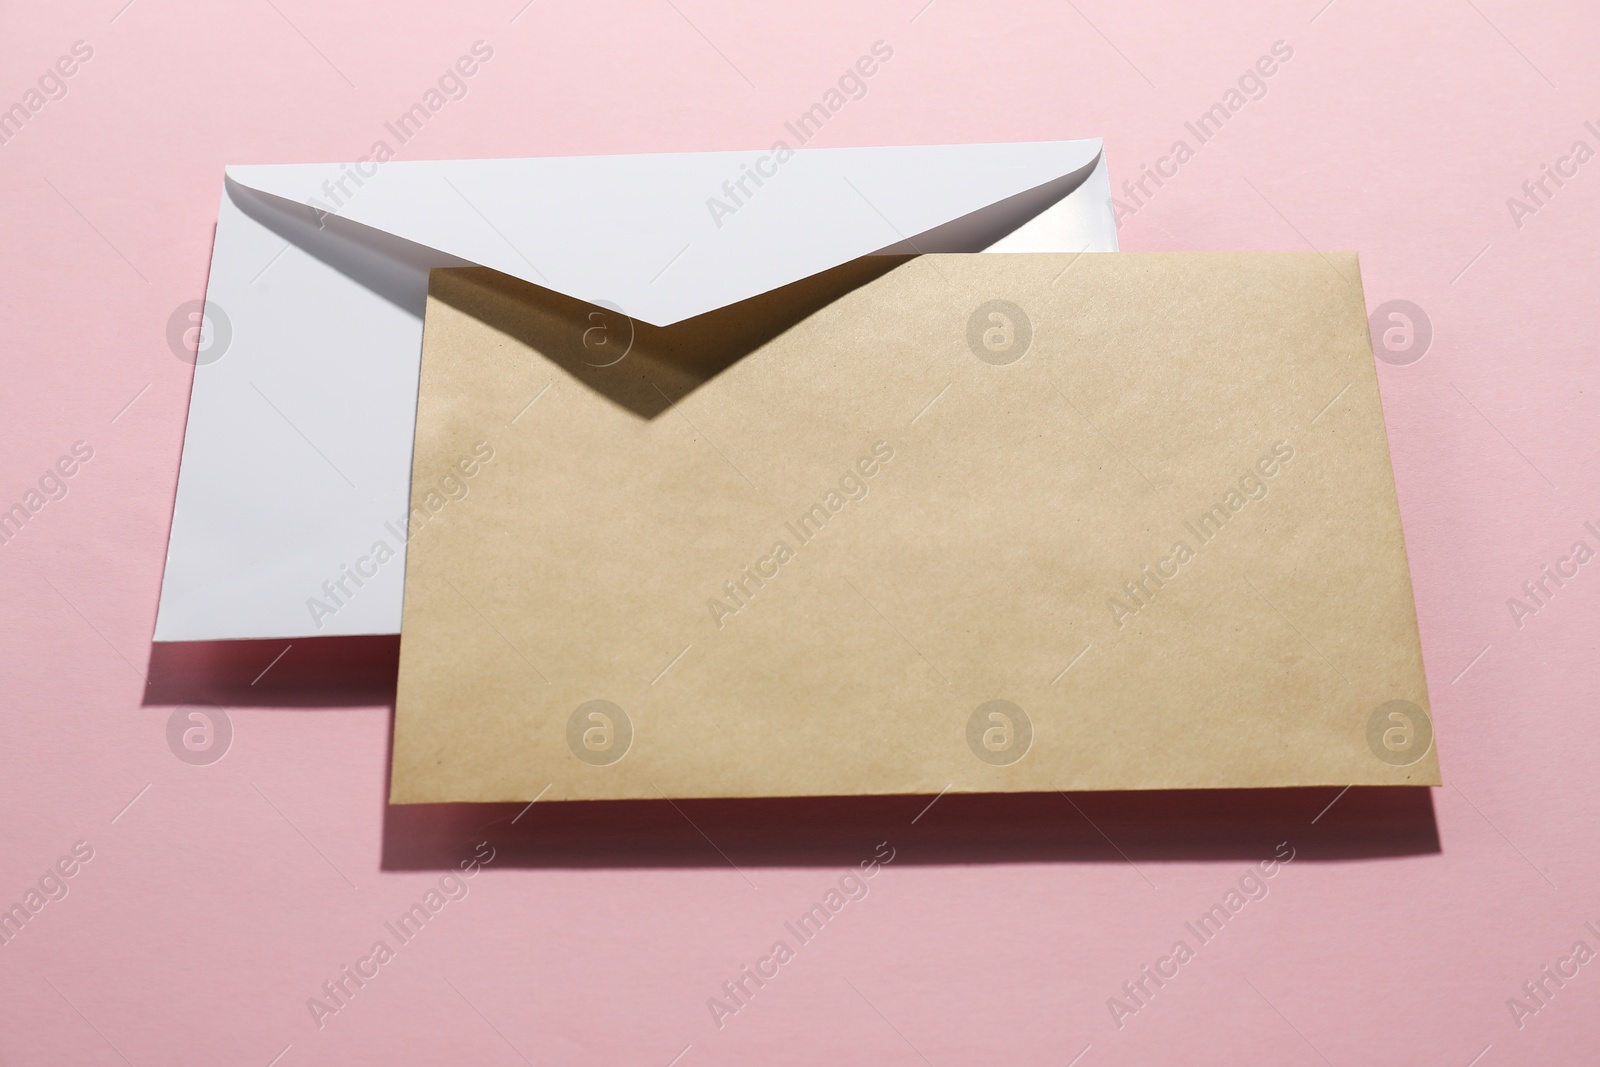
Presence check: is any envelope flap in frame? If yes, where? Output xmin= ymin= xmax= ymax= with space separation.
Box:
xmin=225 ymin=140 xmax=1102 ymax=326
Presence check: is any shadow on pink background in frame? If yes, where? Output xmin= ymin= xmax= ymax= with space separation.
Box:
xmin=2 ymin=0 xmax=1597 ymax=1064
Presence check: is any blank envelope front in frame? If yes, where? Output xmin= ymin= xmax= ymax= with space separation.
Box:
xmin=389 ymin=252 xmax=1438 ymax=804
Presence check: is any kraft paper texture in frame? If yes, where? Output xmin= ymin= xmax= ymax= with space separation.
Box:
xmin=389 ymin=252 xmax=1439 ymax=803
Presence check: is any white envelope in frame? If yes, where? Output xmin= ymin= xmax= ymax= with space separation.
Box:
xmin=155 ymin=140 xmax=1118 ymax=642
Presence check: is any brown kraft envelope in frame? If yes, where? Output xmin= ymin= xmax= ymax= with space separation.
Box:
xmin=389 ymin=252 xmax=1439 ymax=804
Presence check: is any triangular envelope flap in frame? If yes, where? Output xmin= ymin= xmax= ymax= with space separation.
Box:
xmin=225 ymin=140 xmax=1103 ymax=327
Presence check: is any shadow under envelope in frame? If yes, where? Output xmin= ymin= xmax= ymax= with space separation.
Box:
xmin=381 ymin=785 xmax=1440 ymax=871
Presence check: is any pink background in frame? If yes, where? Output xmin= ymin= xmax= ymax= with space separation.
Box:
xmin=3 ymin=0 xmax=1597 ymax=1063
